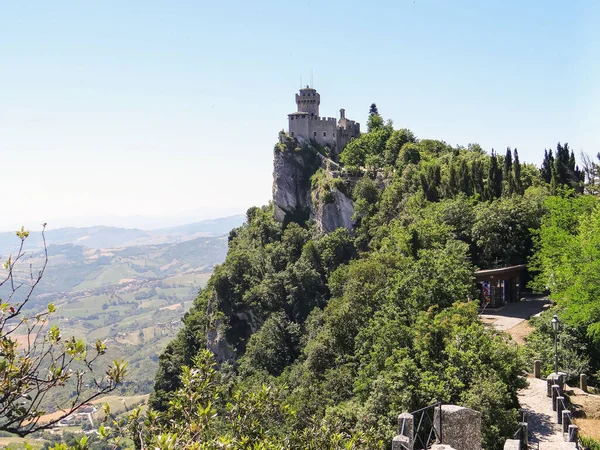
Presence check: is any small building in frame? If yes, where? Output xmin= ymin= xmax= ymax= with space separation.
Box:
xmin=474 ymin=264 xmax=526 ymax=308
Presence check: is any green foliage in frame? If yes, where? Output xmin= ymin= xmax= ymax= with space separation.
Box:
xmin=385 ymin=129 xmax=417 ymax=166
xmin=528 ymin=193 xmax=600 ymax=374
xmin=580 ymin=436 xmax=600 ymax=450
xmin=150 ymin=113 xmax=555 ymax=449
xmin=472 ymin=189 xmax=547 ymax=268
xmin=523 ymin=309 xmax=589 ymax=380
xmin=112 ymin=350 xmax=383 ymax=449
xmin=367 ymin=103 xmax=384 ymax=132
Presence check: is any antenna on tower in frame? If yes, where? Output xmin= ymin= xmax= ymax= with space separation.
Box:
xmin=300 ymin=76 xmax=303 ymax=89
xmin=310 ymin=69 xmax=313 ymax=88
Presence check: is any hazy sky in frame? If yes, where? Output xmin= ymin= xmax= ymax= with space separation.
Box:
xmin=2 ymin=1 xmax=598 ymax=231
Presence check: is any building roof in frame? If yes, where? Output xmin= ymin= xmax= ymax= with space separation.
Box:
xmin=474 ymin=264 xmax=527 ymax=279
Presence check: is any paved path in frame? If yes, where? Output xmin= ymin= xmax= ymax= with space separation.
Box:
xmin=480 ymin=297 xmax=550 ymax=331
xmin=518 ymin=378 xmax=567 ymax=449
xmin=481 ymin=299 xmax=570 ymax=449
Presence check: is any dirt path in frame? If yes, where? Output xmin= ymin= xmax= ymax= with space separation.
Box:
xmin=518 ymin=377 xmax=567 ymax=449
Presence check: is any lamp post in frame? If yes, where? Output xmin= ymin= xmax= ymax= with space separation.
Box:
xmin=551 ymin=315 xmax=559 ymax=375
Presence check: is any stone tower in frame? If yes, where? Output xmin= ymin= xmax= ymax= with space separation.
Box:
xmin=296 ymin=86 xmax=320 ymax=116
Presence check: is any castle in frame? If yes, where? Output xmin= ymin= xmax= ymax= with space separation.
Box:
xmin=288 ymin=86 xmax=360 ymax=154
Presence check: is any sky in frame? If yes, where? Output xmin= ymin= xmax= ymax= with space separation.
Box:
xmin=1 ymin=0 xmax=599 ymax=231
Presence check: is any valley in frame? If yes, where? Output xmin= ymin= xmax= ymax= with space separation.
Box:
xmin=0 ymin=216 xmax=244 ymax=425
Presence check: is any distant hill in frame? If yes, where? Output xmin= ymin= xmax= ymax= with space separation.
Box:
xmin=0 ymin=214 xmax=245 ymax=406
xmin=0 ymin=215 xmax=245 ymax=255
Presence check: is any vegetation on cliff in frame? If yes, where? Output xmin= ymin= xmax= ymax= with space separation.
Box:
xmin=146 ymin=105 xmax=588 ymax=450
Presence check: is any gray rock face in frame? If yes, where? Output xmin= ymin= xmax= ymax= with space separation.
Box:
xmin=206 ymin=319 xmax=236 ymax=364
xmin=273 ymin=145 xmax=354 ymax=233
xmin=272 ymin=149 xmax=311 ymax=223
xmin=311 ymin=188 xmax=354 ymax=234
xmin=205 ymin=295 xmax=236 ymax=364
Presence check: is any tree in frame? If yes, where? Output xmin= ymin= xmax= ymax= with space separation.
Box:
xmin=486 ymin=150 xmax=503 ymax=200
xmin=528 ymin=194 xmax=600 ymax=377
xmin=0 ymin=227 xmax=126 ymax=436
xmin=470 ymin=158 xmax=486 ymax=198
xmin=367 ymin=103 xmax=384 ymax=132
xmin=473 ymin=194 xmax=546 ymax=268
xmin=580 ymin=152 xmax=600 ymax=196
xmin=420 ymin=164 xmax=441 ymax=202
xmin=512 ymin=148 xmax=523 ymax=195
xmin=384 ymin=129 xmax=417 ymax=166
xmin=457 ymin=158 xmax=471 ymax=196
xmin=541 ymin=149 xmax=554 ymax=184
xmin=503 ymin=148 xmax=514 ymax=195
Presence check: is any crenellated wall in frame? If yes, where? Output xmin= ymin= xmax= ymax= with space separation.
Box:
xmin=289 ymin=114 xmax=337 ymax=147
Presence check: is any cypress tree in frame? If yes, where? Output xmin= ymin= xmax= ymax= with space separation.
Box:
xmin=504 ymin=147 xmax=514 ymax=195
xmin=457 ymin=158 xmax=471 ymax=195
xmin=367 ymin=103 xmax=383 ymax=131
xmin=471 ymin=159 xmax=485 ymax=198
xmin=486 ymin=150 xmax=503 ymax=200
xmin=541 ymin=149 xmax=554 ymax=183
xmin=513 ymin=148 xmax=523 ymax=195
xmin=447 ymin=163 xmax=458 ymax=197
xmin=554 ymin=142 xmax=570 ymax=185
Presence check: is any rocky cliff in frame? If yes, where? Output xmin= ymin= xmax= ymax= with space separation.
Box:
xmin=272 ymin=135 xmax=354 ymax=232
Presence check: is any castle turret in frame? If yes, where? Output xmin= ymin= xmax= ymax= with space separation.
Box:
xmin=296 ymin=86 xmax=320 ymax=116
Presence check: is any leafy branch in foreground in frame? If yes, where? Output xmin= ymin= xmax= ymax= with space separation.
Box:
xmin=99 ymin=349 xmax=382 ymax=450
xmin=0 ymin=225 xmax=127 ymax=436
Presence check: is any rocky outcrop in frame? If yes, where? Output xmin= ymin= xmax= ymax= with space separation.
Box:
xmin=206 ymin=319 xmax=236 ymax=364
xmin=205 ymin=295 xmax=236 ymax=364
xmin=273 ymin=137 xmax=355 ymax=232
xmin=311 ymin=188 xmax=354 ymax=234
xmin=272 ymin=147 xmax=313 ymax=224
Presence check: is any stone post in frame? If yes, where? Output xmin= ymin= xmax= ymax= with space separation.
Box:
xmin=392 ymin=435 xmax=412 ymax=450
xmin=568 ymin=424 xmax=578 ymax=442
xmin=393 ymin=412 xmax=414 ymax=450
xmin=557 ymin=396 xmax=564 ymax=424
xmin=503 ymin=440 xmax=520 ymax=450
xmin=580 ymin=374 xmax=588 ymax=392
xmin=533 ymin=360 xmax=541 ymax=378
xmin=519 ymin=422 xmax=528 ymax=449
xmin=562 ymin=410 xmax=571 ymax=433
xmin=551 ymin=384 xmax=559 ymax=411
xmin=434 ymin=405 xmax=482 ymax=450
xmin=546 ymin=374 xmax=556 ymax=397
xmin=557 ymin=372 xmax=567 ymax=390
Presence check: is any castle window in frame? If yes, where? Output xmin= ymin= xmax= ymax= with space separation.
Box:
xmin=290 ymin=116 xmax=293 ymax=120
xmin=291 ymin=132 xmax=294 ymax=136
xmin=333 ymin=133 xmax=335 ymax=137
xmin=323 ymin=132 xmax=327 ymax=137
xmin=314 ymin=132 xmax=317 ymax=137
